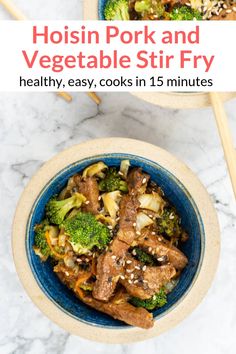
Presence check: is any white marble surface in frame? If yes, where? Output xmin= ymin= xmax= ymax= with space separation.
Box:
xmin=0 ymin=1 xmax=236 ymax=354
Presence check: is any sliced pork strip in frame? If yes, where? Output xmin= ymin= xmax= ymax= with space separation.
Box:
xmin=211 ymin=8 xmax=236 ymax=20
xmin=92 ymin=238 xmax=127 ymax=301
xmin=74 ymin=175 xmax=100 ymax=214
xmin=120 ymin=256 xmax=176 ymax=300
xmin=137 ymin=229 xmax=188 ymax=270
xmin=93 ymin=195 xmax=139 ymax=301
xmin=127 ymin=168 xmax=150 ymax=195
xmin=117 ymin=194 xmax=140 ymax=244
xmin=82 ymin=292 xmax=154 ymax=329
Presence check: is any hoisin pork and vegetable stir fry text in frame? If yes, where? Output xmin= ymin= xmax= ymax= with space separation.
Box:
xmin=34 ymin=161 xmax=188 ymax=328
xmin=104 ymin=0 xmax=236 ymax=21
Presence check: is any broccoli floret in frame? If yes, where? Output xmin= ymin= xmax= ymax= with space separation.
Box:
xmin=46 ymin=193 xmax=86 ymax=225
xmin=104 ymin=0 xmax=130 ymax=20
xmin=134 ymin=0 xmax=165 ymax=18
xmin=34 ymin=220 xmax=51 ymax=259
xmin=133 ymin=247 xmax=156 ymax=265
xmin=170 ymin=5 xmax=202 ymax=20
xmin=156 ymin=207 xmax=182 ymax=238
xmin=99 ymin=167 xmax=128 ymax=193
xmin=62 ymin=212 xmax=111 ymax=254
xmin=130 ymin=288 xmax=167 ymax=310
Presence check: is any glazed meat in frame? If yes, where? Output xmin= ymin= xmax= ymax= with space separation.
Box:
xmin=120 ymin=256 xmax=176 ymax=300
xmin=211 ymin=6 xmax=236 ymax=20
xmin=137 ymin=229 xmax=188 ymax=270
xmin=82 ymin=290 xmax=154 ymax=329
xmin=33 ymin=161 xmax=189 ymax=329
xmin=92 ymin=239 xmax=127 ymax=301
xmin=74 ymin=176 xmax=100 ymax=214
xmin=117 ymin=194 xmax=140 ymax=244
xmin=127 ymin=168 xmax=150 ymax=195
xmin=93 ymin=194 xmax=139 ymax=301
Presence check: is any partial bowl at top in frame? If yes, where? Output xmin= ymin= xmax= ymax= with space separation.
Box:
xmin=12 ymin=138 xmax=220 ymax=343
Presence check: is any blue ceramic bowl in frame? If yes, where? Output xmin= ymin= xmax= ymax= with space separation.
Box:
xmin=98 ymin=0 xmax=107 ymax=20
xmin=26 ymin=153 xmax=204 ymax=329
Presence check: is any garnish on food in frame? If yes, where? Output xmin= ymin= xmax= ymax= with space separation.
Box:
xmin=33 ymin=161 xmax=188 ymax=329
xmin=104 ymin=0 xmax=236 ymax=21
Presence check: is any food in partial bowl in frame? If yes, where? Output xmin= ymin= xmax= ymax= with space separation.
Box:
xmin=101 ymin=0 xmax=236 ymax=21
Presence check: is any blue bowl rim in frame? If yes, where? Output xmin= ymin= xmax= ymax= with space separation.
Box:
xmin=25 ymin=152 xmax=205 ymax=329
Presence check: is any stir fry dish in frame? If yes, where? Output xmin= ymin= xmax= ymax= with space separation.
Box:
xmin=33 ymin=161 xmax=189 ymax=329
xmin=104 ymin=0 xmax=236 ymax=21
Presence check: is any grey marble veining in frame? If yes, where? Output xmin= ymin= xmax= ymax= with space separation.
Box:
xmin=0 ymin=1 xmax=236 ymax=354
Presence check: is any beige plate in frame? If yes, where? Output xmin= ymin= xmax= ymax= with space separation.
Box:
xmin=12 ymin=138 xmax=220 ymax=343
xmin=84 ymin=0 xmax=236 ymax=109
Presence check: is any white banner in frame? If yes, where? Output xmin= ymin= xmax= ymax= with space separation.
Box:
xmin=0 ymin=21 xmax=236 ymax=92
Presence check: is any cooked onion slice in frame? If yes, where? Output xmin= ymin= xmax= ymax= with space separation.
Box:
xmin=102 ymin=191 xmax=121 ymax=219
xmin=136 ymin=212 xmax=154 ymax=231
xmin=138 ymin=192 xmax=165 ymax=214
xmin=120 ymin=160 xmax=130 ymax=178
xmin=82 ymin=162 xmax=108 ymax=178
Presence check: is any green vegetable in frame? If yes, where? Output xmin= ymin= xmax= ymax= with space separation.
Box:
xmin=46 ymin=193 xmax=86 ymax=225
xmin=130 ymin=288 xmax=167 ymax=310
xmin=134 ymin=0 xmax=165 ymax=19
xmin=156 ymin=207 xmax=182 ymax=238
xmin=104 ymin=0 xmax=130 ymax=20
xmin=99 ymin=167 xmax=128 ymax=193
xmin=133 ymin=247 xmax=156 ymax=265
xmin=170 ymin=5 xmax=202 ymax=20
xmin=34 ymin=220 xmax=51 ymax=259
xmin=62 ymin=212 xmax=111 ymax=254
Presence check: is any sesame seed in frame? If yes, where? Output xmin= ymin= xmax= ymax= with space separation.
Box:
xmin=142 ymin=265 xmax=147 ymax=271
xmin=133 ymin=222 xmax=136 ymax=227
xmin=134 ymin=280 xmax=139 ymax=284
xmin=77 ymin=258 xmax=82 ymax=263
xmin=98 ymin=196 xmax=102 ymax=201
xmin=142 ymin=178 xmax=147 ymax=184
xmin=153 ymin=295 xmax=157 ymax=300
xmin=148 ymin=214 xmax=153 ymax=218
xmin=108 ymin=225 xmax=113 ymax=230
xmin=85 ymin=200 xmax=90 ymax=205
xmin=148 ymin=247 xmax=152 ymax=252
xmin=126 ymin=260 xmax=132 ymax=264
xmin=111 ymin=255 xmax=116 ymax=260
xmin=136 ymin=231 xmax=141 ymax=236
xmin=65 ymin=271 xmax=69 ymax=276
xmin=118 ymin=171 xmax=123 ymax=176
xmin=157 ymin=256 xmax=166 ymax=261
xmin=132 ymin=249 xmax=137 ymax=256
xmin=128 ymin=279 xmax=133 ymax=284
xmin=158 ymin=237 xmax=162 ymax=241
xmin=120 ymin=275 xmax=125 ymax=280
xmin=151 ymin=232 xmax=156 ymax=235
xmin=131 ymin=274 xmax=134 ymax=280
xmin=135 ymin=265 xmax=141 ymax=270
xmin=143 ymin=280 xmax=148 ymax=283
